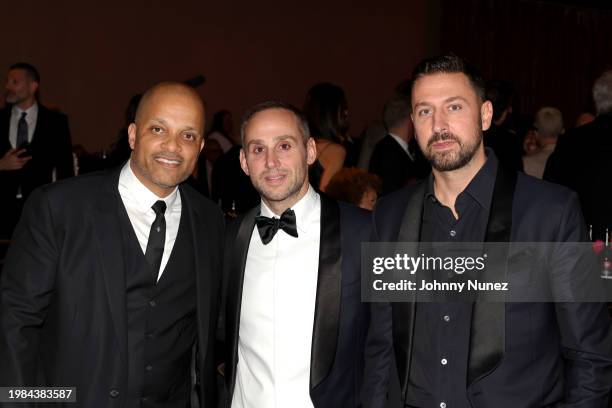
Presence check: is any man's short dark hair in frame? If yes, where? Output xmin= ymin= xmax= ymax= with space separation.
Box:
xmin=9 ymin=62 xmax=40 ymax=83
xmin=240 ymin=101 xmax=310 ymax=146
xmin=383 ymin=93 xmax=412 ymax=130
xmin=411 ymin=54 xmax=485 ymax=105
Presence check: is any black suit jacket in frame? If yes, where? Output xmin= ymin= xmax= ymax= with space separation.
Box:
xmin=224 ymin=194 xmax=379 ymax=407
xmin=0 ymin=104 xmax=74 ymax=238
xmin=370 ymin=164 xmax=612 ymax=407
xmin=544 ymin=113 xmax=612 ymax=239
xmin=369 ymin=135 xmax=429 ymax=196
xmin=0 ymin=168 xmax=224 ymax=408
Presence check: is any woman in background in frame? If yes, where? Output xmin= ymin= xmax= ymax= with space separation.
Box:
xmin=303 ymin=83 xmax=349 ymax=191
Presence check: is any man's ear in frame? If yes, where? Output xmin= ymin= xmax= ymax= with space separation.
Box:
xmin=128 ymin=123 xmax=138 ymax=150
xmin=306 ymin=137 xmax=317 ymax=166
xmin=481 ymin=100 xmax=493 ymax=131
xmin=239 ymin=148 xmax=250 ymax=176
xmin=29 ymin=81 xmax=39 ymax=97
xmin=199 ymin=138 xmax=205 ymax=153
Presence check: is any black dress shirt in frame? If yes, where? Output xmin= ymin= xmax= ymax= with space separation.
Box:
xmin=406 ymin=153 xmax=498 ymax=408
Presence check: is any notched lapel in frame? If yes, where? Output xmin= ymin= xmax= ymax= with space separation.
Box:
xmin=92 ymin=172 xmax=128 ymax=367
xmin=310 ymin=195 xmax=342 ymax=390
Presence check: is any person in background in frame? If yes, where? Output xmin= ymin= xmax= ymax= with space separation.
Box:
xmin=369 ymin=89 xmax=430 ymax=195
xmin=523 ymin=107 xmax=563 ymax=179
xmin=545 ymin=69 xmax=612 ymax=240
xmin=303 ymin=82 xmax=349 ymax=192
xmin=207 ymin=109 xmax=234 ymax=153
xmin=325 ymin=167 xmax=382 ymax=210
xmin=483 ymin=79 xmax=523 ymax=172
xmin=0 ymin=62 xmax=73 ymax=239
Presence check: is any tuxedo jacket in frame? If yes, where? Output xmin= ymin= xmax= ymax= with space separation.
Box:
xmin=0 ymin=168 xmax=224 ymax=407
xmin=370 ymin=164 xmax=612 ymax=407
xmin=368 ymin=135 xmax=429 ymax=196
xmin=224 ymin=194 xmax=380 ymax=408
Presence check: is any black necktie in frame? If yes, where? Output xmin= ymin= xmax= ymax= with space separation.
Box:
xmin=145 ymin=200 xmax=167 ymax=279
xmin=255 ymin=208 xmax=298 ymax=245
xmin=16 ymin=112 xmax=28 ymax=148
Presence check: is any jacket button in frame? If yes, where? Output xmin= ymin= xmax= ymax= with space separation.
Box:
xmin=109 ymin=389 xmax=119 ymax=398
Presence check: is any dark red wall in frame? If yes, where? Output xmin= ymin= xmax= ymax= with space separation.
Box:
xmin=1 ymin=0 xmax=440 ymax=152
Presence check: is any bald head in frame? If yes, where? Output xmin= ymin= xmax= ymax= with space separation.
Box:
xmin=135 ymin=82 xmax=205 ymax=133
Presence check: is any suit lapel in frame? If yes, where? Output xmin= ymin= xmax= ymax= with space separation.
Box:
xmin=393 ymin=181 xmax=426 ymax=398
xmin=227 ymin=205 xmax=258 ymax=396
xmin=30 ymin=105 xmax=47 ymax=149
xmin=182 ymin=187 xmax=213 ymax=362
xmin=0 ymin=107 xmax=11 ymax=152
xmin=310 ymin=194 xmax=342 ymax=390
xmin=92 ymin=169 xmax=128 ymax=367
xmin=467 ymin=165 xmax=516 ymax=385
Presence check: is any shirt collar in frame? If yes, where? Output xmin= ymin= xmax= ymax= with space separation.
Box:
xmin=12 ymin=102 xmax=38 ymax=117
xmin=119 ymin=160 xmax=180 ymax=214
xmin=426 ymin=147 xmax=498 ymax=211
xmin=389 ymin=132 xmax=409 ymax=152
xmin=259 ymin=184 xmax=319 ymax=234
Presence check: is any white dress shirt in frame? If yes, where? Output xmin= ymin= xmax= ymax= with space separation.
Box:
xmin=118 ymin=160 xmax=182 ymax=282
xmin=389 ymin=132 xmax=415 ymax=161
xmin=233 ymin=186 xmax=320 ymax=408
xmin=9 ymin=103 xmax=38 ymax=148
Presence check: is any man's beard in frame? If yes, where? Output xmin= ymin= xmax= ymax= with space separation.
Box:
xmin=423 ymin=130 xmax=482 ymax=171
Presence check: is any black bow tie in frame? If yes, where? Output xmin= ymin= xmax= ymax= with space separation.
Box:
xmin=255 ymin=208 xmax=298 ymax=245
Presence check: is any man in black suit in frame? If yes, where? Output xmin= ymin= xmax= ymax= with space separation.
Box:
xmin=224 ymin=101 xmax=382 ymax=407
xmin=0 ymin=62 xmax=74 ymax=239
xmin=544 ymin=70 xmax=612 ymax=241
xmin=369 ymin=91 xmax=429 ymax=195
xmin=0 ymin=82 xmax=224 ymax=407
xmin=369 ymin=55 xmax=612 ymax=407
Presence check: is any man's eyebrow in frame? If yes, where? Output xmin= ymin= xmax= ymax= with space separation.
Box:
xmin=246 ymin=134 xmax=298 ymax=147
xmin=444 ymin=96 xmax=468 ymax=104
xmin=413 ymin=96 xmax=469 ymax=108
xmin=150 ymin=118 xmax=168 ymax=126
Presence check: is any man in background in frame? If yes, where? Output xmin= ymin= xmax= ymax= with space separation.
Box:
xmin=369 ymin=90 xmax=429 ymax=195
xmin=0 ymin=62 xmax=74 ymax=239
xmin=523 ymin=106 xmax=563 ymax=179
xmin=545 ymin=70 xmax=612 ymax=240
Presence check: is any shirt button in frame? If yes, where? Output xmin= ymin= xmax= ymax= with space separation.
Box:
xmin=443 ymin=315 xmax=450 ymax=322
xmin=145 ymin=333 xmax=155 ymax=339
xmin=149 ymin=300 xmax=157 ymax=307
xmin=440 ymin=402 xmax=447 ymax=408
xmin=145 ymin=364 xmax=153 ymax=372
xmin=109 ymin=389 xmax=119 ymax=398
xmin=441 ymin=358 xmax=448 ymax=365
xmin=449 ymin=230 xmax=457 ymax=237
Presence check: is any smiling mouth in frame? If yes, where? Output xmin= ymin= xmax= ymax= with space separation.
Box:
xmin=264 ymin=173 xmax=287 ymax=184
xmin=154 ymin=156 xmax=183 ymax=167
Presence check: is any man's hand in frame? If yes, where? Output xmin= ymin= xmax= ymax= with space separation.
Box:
xmin=0 ymin=148 xmax=31 ymax=171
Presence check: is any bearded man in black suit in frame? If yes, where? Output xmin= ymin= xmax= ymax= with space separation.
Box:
xmin=369 ymin=55 xmax=612 ymax=408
